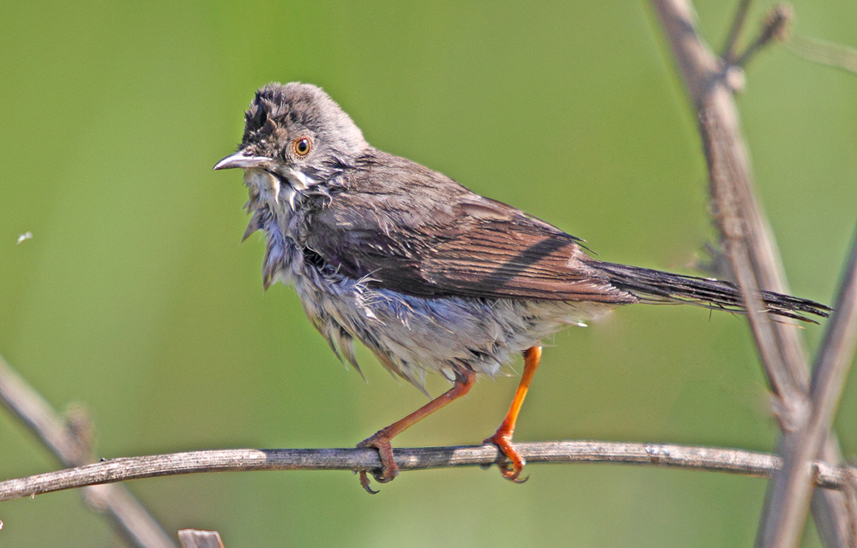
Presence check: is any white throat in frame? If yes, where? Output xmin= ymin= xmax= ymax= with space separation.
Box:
xmin=243 ymin=168 xmax=318 ymax=210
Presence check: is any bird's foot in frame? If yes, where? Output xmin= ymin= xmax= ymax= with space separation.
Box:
xmin=356 ymin=430 xmax=399 ymax=494
xmin=484 ymin=431 xmax=528 ymax=483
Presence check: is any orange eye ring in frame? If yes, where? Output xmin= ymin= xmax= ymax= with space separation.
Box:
xmin=293 ymin=137 xmax=312 ymax=156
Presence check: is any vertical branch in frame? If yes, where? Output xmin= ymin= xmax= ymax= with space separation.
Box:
xmin=649 ymin=2 xmax=856 ymax=547
xmin=650 ymin=0 xmax=804 ymax=432
xmin=758 ymin=229 xmax=857 ymax=547
xmin=0 ymin=355 xmax=177 ymax=548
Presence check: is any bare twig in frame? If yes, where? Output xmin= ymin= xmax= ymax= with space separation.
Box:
xmin=650 ymin=2 xmax=856 ymax=547
xmin=0 ymin=355 xmax=177 ymax=548
xmin=653 ymin=0 xmax=808 ymax=429
xmin=722 ymin=0 xmax=754 ymax=63
xmin=759 ymin=229 xmax=857 ymax=547
xmin=651 ymin=0 xmax=806 ymax=437
xmin=178 ymin=529 xmax=226 ymax=548
xmin=733 ymin=5 xmax=792 ymax=68
xmin=0 ymin=442 xmax=855 ymax=502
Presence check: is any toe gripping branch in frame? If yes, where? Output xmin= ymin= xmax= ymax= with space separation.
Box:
xmin=485 ymin=346 xmax=542 ymax=482
xmin=355 ymin=368 xmax=477 ymax=494
xmin=354 ymin=345 xmax=542 ymax=492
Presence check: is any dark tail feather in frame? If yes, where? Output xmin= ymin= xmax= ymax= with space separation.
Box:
xmin=589 ymin=261 xmax=831 ymax=324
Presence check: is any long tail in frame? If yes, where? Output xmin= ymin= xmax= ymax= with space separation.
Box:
xmin=588 ymin=261 xmax=831 ymax=323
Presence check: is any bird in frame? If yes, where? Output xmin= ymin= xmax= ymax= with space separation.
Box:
xmin=214 ymin=82 xmax=830 ymax=492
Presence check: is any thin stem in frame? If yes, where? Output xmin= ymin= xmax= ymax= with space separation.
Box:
xmin=650 ymin=1 xmax=856 ymax=546
xmin=758 ymin=227 xmax=857 ymax=546
xmin=723 ymin=0 xmax=754 ymax=63
xmin=733 ymin=5 xmax=792 ymax=68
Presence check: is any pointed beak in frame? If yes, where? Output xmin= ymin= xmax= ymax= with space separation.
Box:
xmin=213 ymin=150 xmax=270 ymax=171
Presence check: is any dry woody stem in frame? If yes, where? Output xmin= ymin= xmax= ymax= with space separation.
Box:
xmin=651 ymin=1 xmax=857 ymax=547
xmin=1 ymin=442 xmax=856 ymax=502
xmin=0 ymin=355 xmax=177 ymax=548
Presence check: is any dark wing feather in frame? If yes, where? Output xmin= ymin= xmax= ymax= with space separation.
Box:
xmin=588 ymin=261 xmax=831 ymax=323
xmin=300 ymin=150 xmax=635 ymax=304
xmin=416 ymin=218 xmax=632 ymax=302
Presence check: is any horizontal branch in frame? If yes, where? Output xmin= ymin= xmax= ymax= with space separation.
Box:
xmin=1 ymin=441 xmax=855 ymax=501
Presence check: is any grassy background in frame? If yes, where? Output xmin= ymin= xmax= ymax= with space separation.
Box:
xmin=1 ymin=1 xmax=855 ymax=546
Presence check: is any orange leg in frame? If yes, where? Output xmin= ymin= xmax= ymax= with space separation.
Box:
xmin=357 ymin=368 xmax=476 ymax=493
xmin=485 ymin=346 xmax=542 ymax=482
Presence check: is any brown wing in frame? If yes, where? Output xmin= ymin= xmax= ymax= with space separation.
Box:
xmin=300 ymin=150 xmax=636 ymax=305
xmin=415 ymin=211 xmax=633 ymax=302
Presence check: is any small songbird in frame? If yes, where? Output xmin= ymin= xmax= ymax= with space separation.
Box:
xmin=214 ymin=83 xmax=829 ymax=492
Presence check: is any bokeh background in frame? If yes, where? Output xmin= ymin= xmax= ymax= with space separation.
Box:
xmin=1 ymin=1 xmax=855 ymax=546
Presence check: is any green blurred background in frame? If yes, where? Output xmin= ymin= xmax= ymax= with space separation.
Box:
xmin=1 ymin=1 xmax=855 ymax=546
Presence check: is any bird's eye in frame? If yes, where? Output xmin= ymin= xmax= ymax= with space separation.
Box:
xmin=293 ymin=137 xmax=312 ymax=156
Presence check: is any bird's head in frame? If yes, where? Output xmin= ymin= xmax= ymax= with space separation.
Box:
xmin=214 ymin=82 xmax=368 ymax=206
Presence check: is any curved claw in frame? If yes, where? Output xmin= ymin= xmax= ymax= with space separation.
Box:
xmin=497 ymin=462 xmax=529 ymax=483
xmin=357 ymin=470 xmax=379 ymax=494
xmin=355 ymin=430 xmax=399 ymax=493
xmin=485 ymin=433 xmax=527 ymax=482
